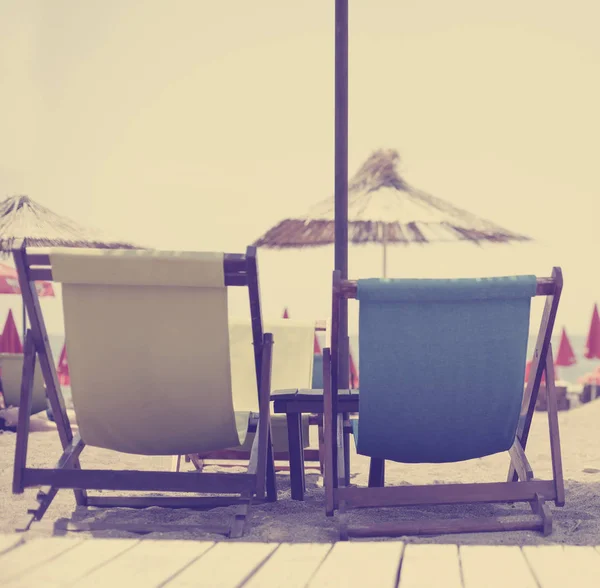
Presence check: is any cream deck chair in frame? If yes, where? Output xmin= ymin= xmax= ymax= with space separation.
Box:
xmin=174 ymin=319 xmax=321 ymax=481
xmin=0 ymin=353 xmax=47 ymax=415
xmin=11 ymin=245 xmax=274 ymax=538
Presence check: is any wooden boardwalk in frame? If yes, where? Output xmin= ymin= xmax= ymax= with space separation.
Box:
xmin=2 ymin=534 xmax=600 ymax=587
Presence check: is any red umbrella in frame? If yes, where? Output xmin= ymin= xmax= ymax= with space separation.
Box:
xmin=0 ymin=261 xmax=55 ymax=340
xmin=57 ymin=343 xmax=70 ymax=386
xmin=314 ymin=335 xmax=322 ymax=355
xmin=349 ymin=351 xmax=359 ymax=389
xmin=584 ymin=304 xmax=600 ymax=360
xmin=0 ymin=262 xmax=54 ymax=297
xmin=555 ymin=327 xmax=576 ymax=367
xmin=0 ymin=309 xmax=23 ymax=353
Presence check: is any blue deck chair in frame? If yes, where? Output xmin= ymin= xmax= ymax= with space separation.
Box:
xmin=324 ymin=268 xmax=564 ymax=539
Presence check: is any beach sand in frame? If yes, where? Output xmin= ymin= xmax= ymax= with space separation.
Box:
xmin=2 ymin=401 xmax=600 ymax=545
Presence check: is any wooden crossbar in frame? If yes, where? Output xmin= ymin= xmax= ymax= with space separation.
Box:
xmin=25 ymin=252 xmax=250 ymax=285
xmin=338 ymin=276 xmax=556 ymax=299
xmin=21 ymin=469 xmax=257 ymax=494
xmin=337 ymin=480 xmax=557 ymax=509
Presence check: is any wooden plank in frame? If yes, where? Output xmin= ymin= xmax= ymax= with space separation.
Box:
xmin=0 ymin=535 xmax=24 ymax=556
xmin=245 ymin=543 xmax=332 ymax=588
xmin=0 ymin=538 xmax=82 ymax=584
xmin=346 ymin=514 xmax=544 ymax=537
xmin=165 ymin=542 xmax=277 ymax=587
xmin=74 ymin=540 xmax=213 ymax=587
xmin=562 ymin=545 xmax=600 ymax=581
xmin=274 ymin=399 xmax=359 ymax=415
xmin=270 ymin=389 xmax=299 ymax=401
xmin=309 ymin=541 xmax=403 ymax=587
xmin=5 ymin=538 xmax=139 ymax=587
xmin=339 ymin=479 xmax=556 ymax=508
xmin=297 ymin=388 xmax=357 ymax=398
xmin=523 ymin=545 xmax=600 ymax=588
xmin=399 ymin=544 xmax=462 ymax=588
xmin=522 ymin=546 xmax=570 ymax=587
xmin=460 ymin=546 xmax=537 ymax=588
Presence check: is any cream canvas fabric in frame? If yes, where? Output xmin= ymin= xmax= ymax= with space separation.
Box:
xmin=51 ymin=248 xmax=248 ymax=455
xmin=228 ymin=318 xmax=314 ymax=451
xmin=0 ymin=353 xmax=47 ymax=415
xmin=229 ymin=318 xmax=315 ymax=412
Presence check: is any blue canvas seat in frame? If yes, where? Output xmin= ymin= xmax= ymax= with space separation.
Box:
xmin=353 ymin=276 xmax=534 ymax=464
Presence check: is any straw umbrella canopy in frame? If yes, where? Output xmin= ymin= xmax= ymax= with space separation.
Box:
xmin=0 ymin=194 xmax=140 ymax=335
xmin=0 ymin=194 xmax=137 ymax=254
xmin=253 ymin=149 xmax=532 ymax=277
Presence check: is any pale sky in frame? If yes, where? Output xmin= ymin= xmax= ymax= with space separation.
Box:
xmin=1 ymin=1 xmax=599 ymax=336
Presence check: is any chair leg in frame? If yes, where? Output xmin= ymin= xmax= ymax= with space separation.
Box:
xmin=323 ymin=349 xmax=335 ymax=516
xmin=229 ymin=496 xmax=252 ymax=539
xmin=335 ymin=413 xmax=347 ymax=491
xmin=13 ymin=332 xmax=36 ymax=495
xmin=318 ymin=418 xmax=325 ymax=475
xmin=368 ymin=458 xmax=385 ymax=487
xmin=545 ymin=345 xmax=565 ymax=506
xmin=530 ymin=493 xmax=552 ymax=536
xmin=343 ymin=413 xmax=351 ymax=485
xmin=266 ymin=432 xmax=277 ymax=502
xmin=172 ymin=455 xmax=182 ymax=472
xmin=18 ymin=486 xmax=60 ymax=531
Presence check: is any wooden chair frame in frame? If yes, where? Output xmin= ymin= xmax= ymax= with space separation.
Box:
xmin=11 ymin=244 xmax=276 ymax=538
xmin=324 ymin=268 xmax=565 ymax=539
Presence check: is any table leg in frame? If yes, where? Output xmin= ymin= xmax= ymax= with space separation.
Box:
xmin=287 ymin=412 xmax=305 ymax=500
xmin=368 ymin=458 xmax=385 ymax=487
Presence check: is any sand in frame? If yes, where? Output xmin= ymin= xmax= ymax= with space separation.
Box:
xmin=2 ymin=401 xmax=600 ymax=545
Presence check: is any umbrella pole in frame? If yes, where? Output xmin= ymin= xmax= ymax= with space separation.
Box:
xmin=334 ymin=0 xmax=350 ymax=488
xmin=382 ymin=225 xmax=388 ymax=278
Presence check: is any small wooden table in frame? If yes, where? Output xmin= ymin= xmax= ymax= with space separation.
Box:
xmin=271 ymin=388 xmax=359 ymax=500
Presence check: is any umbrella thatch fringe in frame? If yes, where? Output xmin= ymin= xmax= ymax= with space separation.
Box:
xmin=252 ymin=149 xmax=531 ymax=248
xmin=0 ymin=195 xmax=139 ymax=254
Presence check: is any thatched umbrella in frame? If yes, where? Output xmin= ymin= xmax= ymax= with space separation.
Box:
xmin=0 ymin=194 xmax=140 ymax=334
xmin=253 ymin=149 xmax=532 ymax=277
xmin=0 ymin=194 xmax=137 ymax=253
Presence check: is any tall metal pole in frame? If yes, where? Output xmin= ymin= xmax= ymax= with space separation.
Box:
xmin=334 ymin=0 xmax=349 ymax=387
xmin=334 ymin=0 xmax=349 ymax=485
